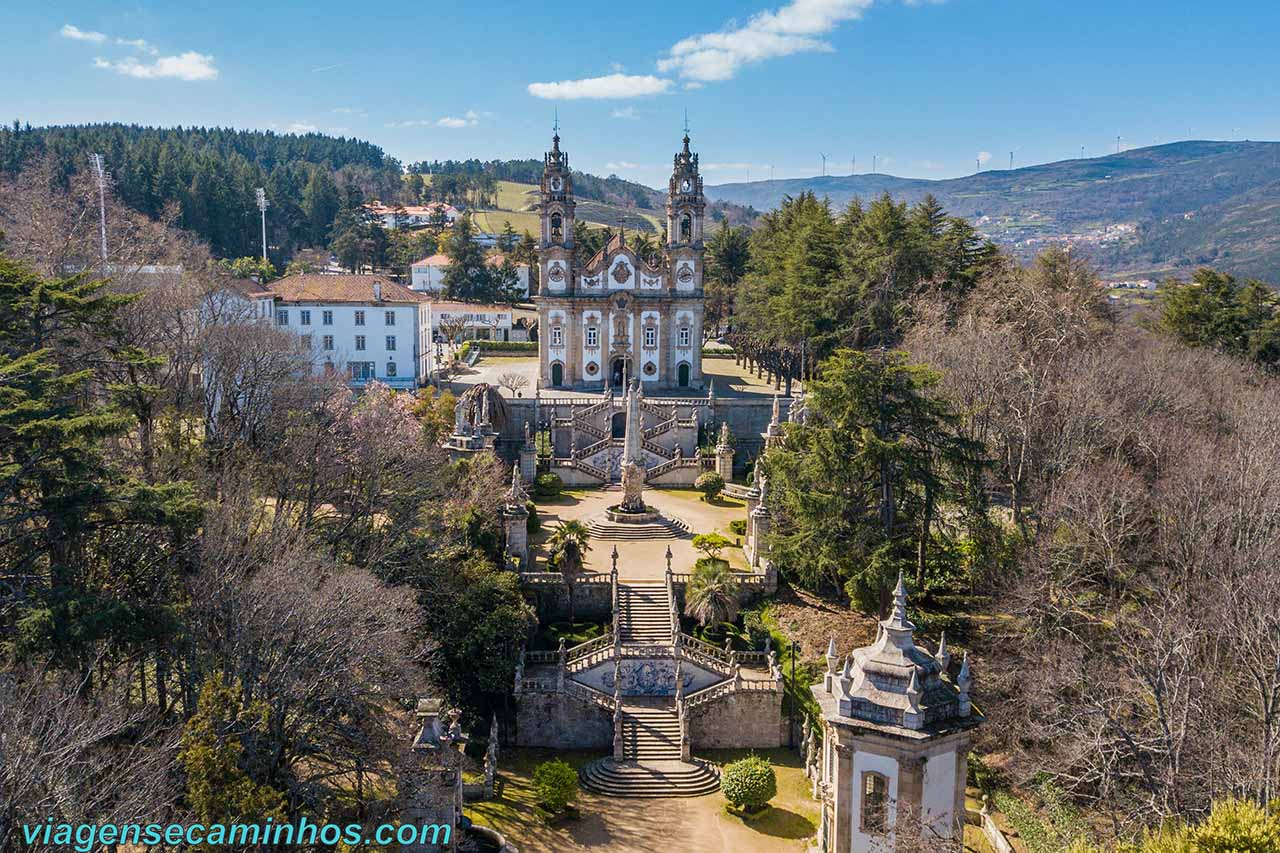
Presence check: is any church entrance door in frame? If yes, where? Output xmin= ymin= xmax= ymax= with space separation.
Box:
xmin=551 ymin=362 xmax=564 ymax=387
xmin=611 ymin=358 xmax=627 ymax=388
xmin=678 ymin=362 xmax=691 ymax=387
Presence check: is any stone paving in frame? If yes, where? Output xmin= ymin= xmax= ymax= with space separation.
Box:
xmin=531 ymin=488 xmax=751 ymax=581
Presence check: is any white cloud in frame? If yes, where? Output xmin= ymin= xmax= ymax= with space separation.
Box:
xmin=703 ymin=162 xmax=765 ymax=171
xmin=116 ymin=37 xmax=159 ymax=55
xmin=312 ymin=62 xmax=348 ymax=73
xmin=606 ymin=161 xmax=645 ymax=170
xmin=437 ymin=110 xmax=480 ymax=128
xmin=528 ymin=73 xmax=673 ymax=100
xmin=284 ymin=122 xmax=318 ymax=134
xmin=683 ymin=82 xmax=705 ymax=90
xmin=611 ymin=107 xmax=639 ymax=120
xmin=977 ymin=151 xmax=992 ymax=166
xmin=94 ymin=51 xmax=218 ymax=81
xmin=61 ymin=24 xmax=106 ymax=43
xmin=658 ymin=0 xmax=893 ymax=82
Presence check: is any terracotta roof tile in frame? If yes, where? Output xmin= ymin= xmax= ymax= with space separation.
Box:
xmin=267 ymin=274 xmax=428 ymax=304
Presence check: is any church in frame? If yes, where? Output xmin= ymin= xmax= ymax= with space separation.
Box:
xmin=535 ymin=131 xmax=707 ymax=391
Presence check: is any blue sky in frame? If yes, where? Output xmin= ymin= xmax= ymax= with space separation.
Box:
xmin=5 ymin=1 xmax=1279 ymax=187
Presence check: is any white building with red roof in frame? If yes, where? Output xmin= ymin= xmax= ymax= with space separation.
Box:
xmin=410 ymin=252 xmax=530 ymax=298
xmin=257 ymin=274 xmax=433 ymax=390
xmin=364 ymin=202 xmax=460 ymax=230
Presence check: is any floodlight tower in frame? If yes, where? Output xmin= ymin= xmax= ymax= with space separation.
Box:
xmin=255 ymin=188 xmax=270 ymax=262
xmin=88 ymin=153 xmax=109 ymax=273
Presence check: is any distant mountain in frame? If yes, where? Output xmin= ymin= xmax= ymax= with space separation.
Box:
xmin=706 ymin=141 xmax=1280 ymax=282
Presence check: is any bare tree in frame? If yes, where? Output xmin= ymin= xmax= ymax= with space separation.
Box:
xmin=496 ymin=371 xmax=529 ymax=397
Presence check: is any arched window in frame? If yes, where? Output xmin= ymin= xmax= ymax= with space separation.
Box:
xmin=860 ymin=772 xmax=889 ymax=834
xmin=550 ymin=212 xmax=563 ymax=240
xmin=680 ymin=214 xmax=692 ymax=241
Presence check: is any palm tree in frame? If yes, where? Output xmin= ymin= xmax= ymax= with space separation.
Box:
xmin=685 ymin=559 xmax=741 ymax=627
xmin=548 ymin=520 xmax=592 ymax=621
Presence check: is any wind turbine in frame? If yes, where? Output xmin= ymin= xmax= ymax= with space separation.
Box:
xmin=1009 ymin=150 xmax=1016 ymax=170
xmin=819 ymin=153 xmax=828 ymax=176
xmin=1116 ymin=135 xmax=1123 ymax=154
xmin=872 ymin=155 xmax=878 ymax=174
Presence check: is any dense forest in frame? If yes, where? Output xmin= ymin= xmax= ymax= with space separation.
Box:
xmin=0 ymin=122 xmax=405 ymax=262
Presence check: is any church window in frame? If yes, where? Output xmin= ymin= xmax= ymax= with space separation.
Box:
xmin=550 ymin=213 xmax=563 ymax=239
xmin=644 ymin=327 xmax=657 ymax=348
xmin=678 ymin=326 xmax=692 ymax=348
xmin=680 ymin=214 xmax=692 ymax=241
xmin=551 ymin=326 xmax=564 ymax=347
xmin=585 ymin=326 xmax=599 ymax=348
xmin=860 ymin=772 xmax=889 ymax=834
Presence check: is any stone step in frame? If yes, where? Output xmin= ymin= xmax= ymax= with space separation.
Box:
xmin=579 ymin=759 xmax=721 ymax=798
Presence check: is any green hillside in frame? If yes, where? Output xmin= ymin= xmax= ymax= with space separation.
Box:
xmin=464 ymin=179 xmax=665 ymax=237
xmin=707 ymin=141 xmax=1280 ymax=282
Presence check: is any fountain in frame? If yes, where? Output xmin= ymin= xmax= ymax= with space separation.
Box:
xmin=606 ymin=379 xmax=661 ymax=524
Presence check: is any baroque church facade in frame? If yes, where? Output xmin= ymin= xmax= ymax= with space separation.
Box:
xmin=535 ymin=132 xmax=706 ymax=391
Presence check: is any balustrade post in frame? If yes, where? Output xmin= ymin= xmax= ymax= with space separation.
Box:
xmin=613 ymin=680 xmax=624 ymax=760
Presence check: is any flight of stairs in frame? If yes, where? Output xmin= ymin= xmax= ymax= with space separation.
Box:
xmin=585 ymin=514 xmax=690 ymax=541
xmin=578 ymin=583 xmax=721 ymax=798
xmin=621 ymin=699 xmax=681 ymax=760
xmin=618 ymin=582 xmax=672 ymax=644
xmin=579 ymin=758 xmax=721 ymax=798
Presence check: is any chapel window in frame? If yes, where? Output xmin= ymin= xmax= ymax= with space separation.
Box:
xmin=861 ymin=772 xmax=889 ymax=834
xmin=551 ymin=213 xmax=563 ymax=240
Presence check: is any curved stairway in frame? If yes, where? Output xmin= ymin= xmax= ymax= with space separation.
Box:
xmin=585 ymin=514 xmax=690 ymax=541
xmin=580 ymin=758 xmax=721 ymax=798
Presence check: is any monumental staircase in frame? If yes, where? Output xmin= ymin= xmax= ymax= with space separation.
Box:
xmin=514 ymin=560 xmax=785 ymax=798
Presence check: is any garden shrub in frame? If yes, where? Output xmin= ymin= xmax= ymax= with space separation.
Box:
xmin=533 ymin=473 xmax=563 ymax=498
xmin=695 ymin=471 xmax=725 ymax=501
xmin=532 ymin=758 xmax=578 ymax=813
xmin=730 ymin=519 xmax=748 ymax=536
xmin=525 ymin=500 xmax=540 ymax=533
xmin=721 ymin=755 xmax=777 ymax=812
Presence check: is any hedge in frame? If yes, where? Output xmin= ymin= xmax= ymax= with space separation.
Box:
xmin=721 ymin=755 xmax=777 ymax=811
xmin=475 ymin=339 xmax=538 ymax=352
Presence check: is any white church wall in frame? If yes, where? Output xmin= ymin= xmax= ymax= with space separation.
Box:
xmin=640 ymin=310 xmax=661 ymax=383
xmin=581 ymin=309 xmax=602 ymax=381
xmin=922 ymin=750 xmax=959 ymax=841
xmin=851 ymin=751 xmax=899 ymax=853
xmin=606 ymin=255 xmax=635 ymax=291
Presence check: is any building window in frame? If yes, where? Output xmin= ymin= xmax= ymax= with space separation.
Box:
xmin=349 ymin=362 xmax=374 ymax=381
xmin=551 ymin=326 xmax=563 ymax=347
xmin=355 ymin=335 xmax=366 ymax=351
xmin=860 ymin=772 xmax=889 ymax=834
xmin=585 ymin=326 xmax=598 ymax=348
xmin=678 ymin=326 xmax=692 ymax=348
xmin=354 ymin=310 xmax=366 ymax=326
xmin=386 ymin=361 xmax=397 ymax=377
xmin=386 ymin=335 xmax=396 ymax=351
xmin=644 ymin=327 xmax=657 ymax=348
xmin=300 ymin=309 xmax=311 ymax=326
xmin=323 ymin=335 xmax=334 ymax=351
xmin=385 ymin=310 xmax=396 ymax=326
xmin=300 ymin=334 xmax=312 ymax=349
xmin=276 ymin=309 xmax=288 ymax=326
xmin=323 ymin=310 xmax=333 ymax=326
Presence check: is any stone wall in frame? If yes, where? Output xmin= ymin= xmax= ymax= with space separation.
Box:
xmin=523 ymin=579 xmax=613 ymax=622
xmin=689 ymin=690 xmax=787 ymax=749
xmin=515 ymin=693 xmax=612 ymax=749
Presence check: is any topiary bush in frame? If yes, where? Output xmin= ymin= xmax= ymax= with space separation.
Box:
xmin=695 ymin=471 xmax=725 ymax=502
xmin=532 ymin=758 xmax=579 ymax=814
xmin=533 ymin=472 xmax=563 ymax=498
xmin=721 ymin=754 xmax=777 ymax=813
xmin=730 ymin=519 xmax=748 ymax=536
